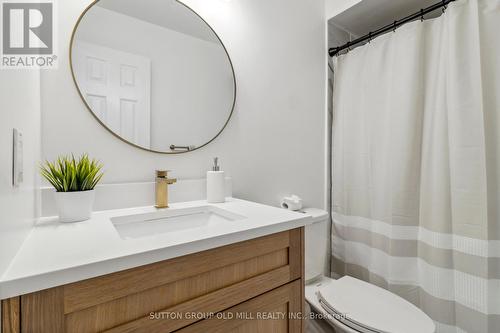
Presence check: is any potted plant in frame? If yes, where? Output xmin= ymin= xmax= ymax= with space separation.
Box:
xmin=40 ymin=154 xmax=104 ymax=223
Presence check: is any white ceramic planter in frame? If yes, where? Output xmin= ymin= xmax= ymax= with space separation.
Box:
xmin=53 ymin=190 xmax=95 ymax=223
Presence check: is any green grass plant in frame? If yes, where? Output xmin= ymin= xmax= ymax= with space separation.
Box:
xmin=40 ymin=154 xmax=103 ymax=192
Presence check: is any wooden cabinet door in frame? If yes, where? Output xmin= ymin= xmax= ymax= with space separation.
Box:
xmin=177 ymin=280 xmax=303 ymax=333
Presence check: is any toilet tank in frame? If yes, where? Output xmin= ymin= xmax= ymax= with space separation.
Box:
xmin=302 ymin=208 xmax=329 ymax=282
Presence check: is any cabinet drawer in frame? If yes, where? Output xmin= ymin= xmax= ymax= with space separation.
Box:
xmin=177 ymin=280 xmax=303 ymax=333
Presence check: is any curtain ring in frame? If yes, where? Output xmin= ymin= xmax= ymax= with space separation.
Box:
xmin=393 ymin=21 xmax=397 ymax=32
xmin=368 ymin=32 xmax=372 ymax=43
xmin=442 ymin=0 xmax=447 ymax=13
xmin=420 ymin=9 xmax=424 ymax=22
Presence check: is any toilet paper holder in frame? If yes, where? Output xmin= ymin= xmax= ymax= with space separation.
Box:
xmin=281 ymin=195 xmax=303 ymax=211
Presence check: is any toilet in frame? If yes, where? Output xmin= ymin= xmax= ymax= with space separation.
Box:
xmin=303 ymin=209 xmax=435 ymax=333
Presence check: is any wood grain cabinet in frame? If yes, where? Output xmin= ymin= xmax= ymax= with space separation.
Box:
xmin=1 ymin=228 xmax=305 ymax=333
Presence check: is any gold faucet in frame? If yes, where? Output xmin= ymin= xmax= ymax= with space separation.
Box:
xmin=155 ymin=170 xmax=177 ymax=208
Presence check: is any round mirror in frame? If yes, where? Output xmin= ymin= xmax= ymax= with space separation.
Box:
xmin=70 ymin=0 xmax=236 ymax=153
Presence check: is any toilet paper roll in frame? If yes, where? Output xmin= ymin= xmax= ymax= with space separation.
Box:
xmin=281 ymin=195 xmax=303 ymax=211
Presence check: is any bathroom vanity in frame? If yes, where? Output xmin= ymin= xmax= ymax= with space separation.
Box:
xmin=0 ymin=199 xmax=311 ymax=333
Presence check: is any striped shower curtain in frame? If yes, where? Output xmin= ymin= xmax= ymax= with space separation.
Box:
xmin=331 ymin=0 xmax=500 ymax=332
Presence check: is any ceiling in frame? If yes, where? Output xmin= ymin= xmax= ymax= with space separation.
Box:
xmin=329 ymin=0 xmax=444 ymax=48
xmin=96 ymin=0 xmax=219 ymax=44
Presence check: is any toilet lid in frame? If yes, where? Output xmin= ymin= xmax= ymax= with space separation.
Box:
xmin=316 ymin=276 xmax=435 ymax=333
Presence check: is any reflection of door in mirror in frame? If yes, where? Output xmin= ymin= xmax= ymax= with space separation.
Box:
xmin=71 ymin=0 xmax=236 ymax=153
xmin=73 ymin=41 xmax=152 ymax=148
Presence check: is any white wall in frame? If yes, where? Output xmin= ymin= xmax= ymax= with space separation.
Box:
xmin=74 ymin=6 xmax=234 ymax=151
xmin=41 ymin=0 xmax=326 ymax=209
xmin=326 ymin=0 xmax=361 ymax=19
xmin=0 ymin=71 xmax=41 ymax=278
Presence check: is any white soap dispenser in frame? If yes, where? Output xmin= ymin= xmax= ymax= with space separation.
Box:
xmin=207 ymin=157 xmax=225 ymax=203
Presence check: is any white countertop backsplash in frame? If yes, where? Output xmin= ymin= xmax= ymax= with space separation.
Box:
xmin=40 ymin=178 xmax=233 ymax=217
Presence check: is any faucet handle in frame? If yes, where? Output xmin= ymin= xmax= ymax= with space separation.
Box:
xmin=156 ymin=170 xmax=171 ymax=178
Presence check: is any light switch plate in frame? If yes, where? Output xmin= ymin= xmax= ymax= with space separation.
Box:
xmin=13 ymin=128 xmax=23 ymax=187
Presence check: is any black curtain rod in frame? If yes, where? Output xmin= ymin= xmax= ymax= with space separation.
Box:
xmin=329 ymin=0 xmax=456 ymax=57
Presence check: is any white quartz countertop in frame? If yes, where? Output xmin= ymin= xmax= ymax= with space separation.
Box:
xmin=0 ymin=198 xmax=313 ymax=299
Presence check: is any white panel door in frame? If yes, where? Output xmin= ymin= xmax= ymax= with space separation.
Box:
xmin=72 ymin=41 xmax=151 ymax=148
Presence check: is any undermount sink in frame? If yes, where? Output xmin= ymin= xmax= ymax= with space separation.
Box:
xmin=111 ymin=206 xmax=246 ymax=240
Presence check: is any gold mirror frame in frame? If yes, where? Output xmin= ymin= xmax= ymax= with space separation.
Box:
xmin=69 ymin=0 xmax=237 ymax=154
